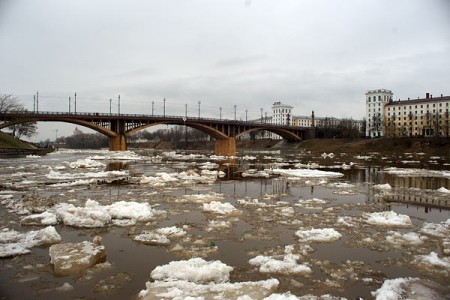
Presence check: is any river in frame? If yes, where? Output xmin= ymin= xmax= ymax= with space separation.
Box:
xmin=0 ymin=148 xmax=449 ymax=299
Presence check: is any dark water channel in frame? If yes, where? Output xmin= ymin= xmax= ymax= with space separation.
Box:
xmin=0 ymin=148 xmax=449 ymax=299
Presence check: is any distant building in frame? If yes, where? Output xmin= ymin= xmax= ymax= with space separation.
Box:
xmin=73 ymin=127 xmax=84 ymax=136
xmin=365 ymin=89 xmax=393 ymax=138
xmin=365 ymin=90 xmax=450 ymax=137
xmin=271 ymin=102 xmax=293 ymax=125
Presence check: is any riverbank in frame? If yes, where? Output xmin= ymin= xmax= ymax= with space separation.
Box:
xmin=129 ymin=137 xmax=450 ymax=156
xmin=0 ymin=132 xmax=54 ymax=157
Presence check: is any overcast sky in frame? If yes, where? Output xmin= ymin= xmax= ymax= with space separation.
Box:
xmin=1 ymin=0 xmax=449 ymax=141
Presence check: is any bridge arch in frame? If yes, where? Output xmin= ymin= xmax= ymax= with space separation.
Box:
xmin=235 ymin=127 xmax=302 ymax=141
xmin=126 ymin=121 xmax=228 ymax=139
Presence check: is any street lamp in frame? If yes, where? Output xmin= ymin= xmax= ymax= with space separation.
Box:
xmin=234 ymin=105 xmax=237 ymax=120
xmin=260 ymin=108 xmax=263 ymax=123
xmin=74 ymin=92 xmax=76 ymax=114
xmin=198 ymin=101 xmax=201 ymax=118
xmin=118 ymin=95 xmax=121 ymax=115
xmin=152 ymin=101 xmax=154 ymax=116
xmin=109 ymin=98 xmax=112 ymax=114
xmin=219 ymin=107 xmax=222 ymax=121
xmin=163 ymin=98 xmax=166 ymax=117
xmin=185 ymin=104 xmax=188 ymax=118
xmin=245 ymin=109 xmax=248 ymax=122
xmin=69 ymin=96 xmax=71 ymax=113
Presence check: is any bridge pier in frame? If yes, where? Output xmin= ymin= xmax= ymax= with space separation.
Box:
xmin=109 ymin=134 xmax=127 ymax=151
xmin=215 ymin=137 xmax=236 ymax=156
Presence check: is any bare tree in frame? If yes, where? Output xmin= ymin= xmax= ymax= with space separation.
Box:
xmin=0 ymin=94 xmax=37 ymax=138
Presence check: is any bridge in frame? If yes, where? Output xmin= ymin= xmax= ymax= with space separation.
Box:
xmin=0 ymin=111 xmax=311 ymax=156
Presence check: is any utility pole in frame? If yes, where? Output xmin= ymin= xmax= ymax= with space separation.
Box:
xmin=185 ymin=104 xmax=188 ymax=118
xmin=198 ymin=101 xmax=201 ymax=118
xmin=69 ymin=96 xmax=71 ymax=113
xmin=234 ymin=105 xmax=237 ymax=120
xmin=245 ymin=109 xmax=248 ymax=122
xmin=219 ymin=107 xmax=222 ymax=121
xmin=33 ymin=95 xmax=36 ymax=112
xmin=109 ymin=98 xmax=112 ymax=114
xmin=36 ymin=91 xmax=39 ymax=112
xmin=260 ymin=108 xmax=263 ymax=123
xmin=74 ymin=92 xmax=77 ymax=114
xmin=152 ymin=101 xmax=154 ymax=116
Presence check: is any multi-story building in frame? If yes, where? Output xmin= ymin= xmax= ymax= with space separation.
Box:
xmin=271 ymin=102 xmax=293 ymax=125
xmin=365 ymin=90 xmax=450 ymax=138
xmin=365 ymin=89 xmax=393 ymax=138
xmin=384 ymin=93 xmax=450 ymax=137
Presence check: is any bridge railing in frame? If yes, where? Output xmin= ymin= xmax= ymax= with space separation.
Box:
xmin=0 ymin=110 xmax=308 ymax=129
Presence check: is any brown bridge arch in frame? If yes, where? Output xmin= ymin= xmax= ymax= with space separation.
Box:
xmin=0 ymin=111 xmax=310 ymax=156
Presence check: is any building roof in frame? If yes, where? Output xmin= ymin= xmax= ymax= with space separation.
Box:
xmin=385 ymin=95 xmax=450 ymax=106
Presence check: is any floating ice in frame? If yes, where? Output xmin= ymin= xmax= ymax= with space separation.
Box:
xmin=372 ymin=277 xmax=450 ymax=300
xmin=272 ymin=169 xmax=343 ymax=178
xmin=150 ymin=258 xmax=233 ymax=283
xmin=414 ymin=251 xmax=450 ymax=269
xmin=203 ymin=201 xmax=240 ymax=215
xmin=47 ymin=169 xmax=128 ymax=180
xmin=69 ymin=158 xmax=105 ymax=169
xmin=134 ymin=226 xmax=187 ymax=245
xmin=181 ymin=192 xmax=224 ymax=203
xmin=249 ymin=252 xmax=312 ymax=275
xmin=437 ymin=187 xmax=450 ymax=193
xmin=242 ymin=169 xmax=271 ymax=178
xmin=49 ymin=236 xmax=106 ymax=276
xmin=138 ymin=278 xmax=279 ymax=299
xmin=295 ymin=228 xmax=342 ymax=242
xmin=20 ymin=211 xmax=58 ymax=226
xmin=0 ymin=226 xmax=61 ymax=258
xmin=419 ymin=219 xmax=450 ymax=237
xmin=384 ymin=167 xmax=450 ymax=179
xmin=385 ymin=231 xmax=427 ymax=247
xmin=373 ymin=183 xmax=392 ymax=190
xmin=54 ymin=199 xmax=163 ymax=228
xmin=364 ymin=211 xmax=412 ymax=227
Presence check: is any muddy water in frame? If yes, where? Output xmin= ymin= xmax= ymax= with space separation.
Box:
xmin=0 ymin=148 xmax=449 ymax=299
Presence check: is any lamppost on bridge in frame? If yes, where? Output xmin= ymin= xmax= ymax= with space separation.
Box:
xmin=198 ymin=101 xmax=201 ymax=118
xmin=260 ymin=108 xmax=263 ymax=123
xmin=33 ymin=95 xmax=36 ymax=112
xmin=219 ymin=107 xmax=222 ymax=121
xmin=74 ymin=92 xmax=76 ymax=114
xmin=152 ymin=101 xmax=154 ymax=116
xmin=163 ymin=98 xmax=166 ymax=117
xmin=69 ymin=96 xmax=71 ymax=113
xmin=36 ymin=91 xmax=39 ymax=112
xmin=118 ymin=95 xmax=121 ymax=115
xmin=109 ymin=99 xmax=112 ymax=114
xmin=185 ymin=104 xmax=188 ymax=118
xmin=234 ymin=105 xmax=237 ymax=121
xmin=245 ymin=109 xmax=248 ymax=122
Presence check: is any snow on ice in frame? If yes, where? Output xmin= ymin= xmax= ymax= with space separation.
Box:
xmin=272 ymin=169 xmax=344 ymax=178
xmin=363 ymin=211 xmax=413 ymax=227
xmin=372 ymin=277 xmax=450 ymax=300
xmin=49 ymin=236 xmax=106 ymax=275
xmin=0 ymin=226 xmax=61 ymax=258
xmin=295 ymin=228 xmax=342 ymax=243
xmin=133 ymin=226 xmax=187 ymax=245
xmin=138 ymin=258 xmax=279 ymax=299
xmin=203 ymin=201 xmax=240 ymax=215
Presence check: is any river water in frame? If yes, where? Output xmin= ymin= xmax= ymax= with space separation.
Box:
xmin=0 ymin=148 xmax=449 ymax=299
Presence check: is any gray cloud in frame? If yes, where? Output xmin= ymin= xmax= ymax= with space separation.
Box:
xmin=0 ymin=0 xmax=449 ymax=141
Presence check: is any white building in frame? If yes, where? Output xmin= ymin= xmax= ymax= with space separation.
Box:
xmin=271 ymin=102 xmax=293 ymax=125
xmin=365 ymin=89 xmax=393 ymax=138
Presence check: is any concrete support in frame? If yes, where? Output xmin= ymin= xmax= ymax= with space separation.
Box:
xmin=215 ymin=137 xmax=236 ymax=156
xmin=109 ymin=134 xmax=127 ymax=151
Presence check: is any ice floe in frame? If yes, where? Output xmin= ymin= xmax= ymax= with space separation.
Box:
xmin=139 ymin=258 xmax=279 ymax=299
xmin=295 ymin=228 xmax=342 ymax=242
xmin=419 ymin=219 xmax=450 ymax=237
xmin=54 ymin=199 xmax=164 ymax=228
xmin=133 ymin=226 xmax=187 ymax=245
xmin=384 ymin=167 xmax=450 ymax=179
xmin=203 ymin=201 xmax=240 ymax=215
xmin=272 ymin=169 xmax=343 ymax=178
xmin=385 ymin=231 xmax=427 ymax=247
xmin=363 ymin=211 xmax=413 ymax=227
xmin=249 ymin=245 xmax=312 ymax=275
xmin=69 ymin=158 xmax=106 ymax=169
xmin=20 ymin=211 xmax=58 ymax=226
xmin=180 ymin=192 xmax=224 ymax=203
xmin=0 ymin=226 xmax=61 ymax=258
xmin=206 ymin=220 xmax=232 ymax=232
xmin=49 ymin=236 xmax=106 ymax=275
xmin=372 ymin=277 xmax=450 ymax=300
xmin=373 ymin=183 xmax=392 ymax=190
xmin=437 ymin=187 xmax=450 ymax=193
